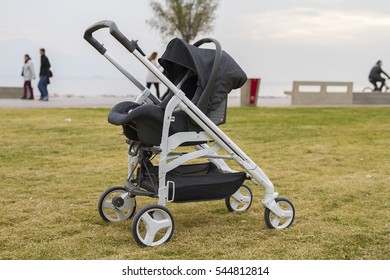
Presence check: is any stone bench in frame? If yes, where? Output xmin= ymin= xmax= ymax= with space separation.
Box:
xmin=285 ymin=81 xmax=353 ymax=105
xmin=0 ymin=87 xmax=24 ymax=99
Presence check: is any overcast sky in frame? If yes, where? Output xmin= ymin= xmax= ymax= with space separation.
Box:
xmin=1 ymin=0 xmax=390 ymax=91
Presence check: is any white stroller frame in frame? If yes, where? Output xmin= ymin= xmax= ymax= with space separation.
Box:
xmin=85 ymin=20 xmax=295 ymax=247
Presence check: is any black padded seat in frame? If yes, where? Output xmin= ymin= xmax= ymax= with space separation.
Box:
xmin=108 ymin=101 xmax=193 ymax=146
xmin=107 ymin=101 xmax=142 ymax=125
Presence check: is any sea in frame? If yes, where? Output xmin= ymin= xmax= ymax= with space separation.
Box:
xmin=1 ymin=77 xmax=289 ymax=97
xmin=1 ymin=77 xmax=368 ymax=103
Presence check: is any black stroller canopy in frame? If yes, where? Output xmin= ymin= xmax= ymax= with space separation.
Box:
xmin=159 ymin=38 xmax=247 ymax=111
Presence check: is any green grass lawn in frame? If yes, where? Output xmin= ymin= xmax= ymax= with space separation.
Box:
xmin=0 ymin=106 xmax=389 ymax=260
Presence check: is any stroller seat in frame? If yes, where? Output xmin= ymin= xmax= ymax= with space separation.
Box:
xmin=108 ymin=38 xmax=247 ymax=146
xmin=108 ymin=100 xmax=193 ymax=146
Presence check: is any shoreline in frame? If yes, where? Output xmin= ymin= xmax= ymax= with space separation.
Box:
xmin=0 ymin=95 xmax=291 ymax=109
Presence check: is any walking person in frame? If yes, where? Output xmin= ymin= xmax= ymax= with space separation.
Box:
xmin=21 ymin=54 xmax=36 ymax=99
xmin=146 ymin=52 xmax=162 ymax=99
xmin=38 ymin=48 xmax=51 ymax=101
xmin=369 ymin=60 xmax=390 ymax=92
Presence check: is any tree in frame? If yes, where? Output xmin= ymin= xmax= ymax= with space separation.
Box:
xmin=147 ymin=0 xmax=219 ymax=42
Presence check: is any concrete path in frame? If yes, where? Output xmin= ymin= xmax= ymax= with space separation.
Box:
xmin=0 ymin=96 xmax=291 ymax=109
xmin=0 ymin=96 xmax=133 ymax=109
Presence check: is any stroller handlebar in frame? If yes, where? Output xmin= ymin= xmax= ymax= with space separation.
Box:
xmin=84 ymin=20 xmax=145 ymax=56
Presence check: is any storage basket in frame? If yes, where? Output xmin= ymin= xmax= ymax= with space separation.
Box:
xmin=139 ymin=163 xmax=246 ymax=202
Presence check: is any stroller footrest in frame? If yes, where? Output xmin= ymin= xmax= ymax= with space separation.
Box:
xmin=125 ymin=180 xmax=156 ymax=197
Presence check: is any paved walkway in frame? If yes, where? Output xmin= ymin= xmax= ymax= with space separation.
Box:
xmin=0 ymin=96 xmax=133 ymax=109
xmin=0 ymin=96 xmax=291 ymax=109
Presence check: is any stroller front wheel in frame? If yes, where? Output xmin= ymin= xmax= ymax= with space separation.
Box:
xmin=131 ymin=204 xmax=174 ymax=247
xmin=225 ymin=184 xmax=253 ymax=212
xmin=264 ymin=197 xmax=295 ymax=229
xmin=98 ymin=186 xmax=136 ymax=222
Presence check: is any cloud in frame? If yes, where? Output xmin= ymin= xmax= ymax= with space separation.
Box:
xmin=213 ymin=4 xmax=390 ymax=82
xmin=219 ymin=7 xmax=390 ymax=49
xmin=228 ymin=7 xmax=390 ymax=46
xmin=2 ymin=0 xmax=390 ymax=89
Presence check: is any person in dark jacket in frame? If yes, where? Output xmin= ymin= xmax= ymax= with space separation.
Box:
xmin=38 ymin=48 xmax=51 ymax=101
xmin=369 ymin=60 xmax=390 ymax=92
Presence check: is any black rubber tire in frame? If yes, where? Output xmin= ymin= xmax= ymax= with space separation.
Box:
xmin=131 ymin=204 xmax=174 ymax=247
xmin=98 ymin=186 xmax=136 ymax=222
xmin=264 ymin=197 xmax=295 ymax=229
xmin=362 ymin=87 xmax=373 ymax=93
xmin=225 ymin=184 xmax=253 ymax=212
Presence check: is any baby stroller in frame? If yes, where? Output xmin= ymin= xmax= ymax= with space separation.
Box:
xmin=84 ymin=20 xmax=295 ymax=247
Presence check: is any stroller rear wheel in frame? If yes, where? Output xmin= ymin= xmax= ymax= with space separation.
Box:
xmin=131 ymin=204 xmax=174 ymax=247
xmin=264 ymin=197 xmax=295 ymax=229
xmin=225 ymin=184 xmax=253 ymax=212
xmin=98 ymin=186 xmax=136 ymax=222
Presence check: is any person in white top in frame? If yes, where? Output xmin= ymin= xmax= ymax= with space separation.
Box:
xmin=146 ymin=52 xmax=162 ymax=99
xmin=21 ymin=54 xmax=36 ymax=99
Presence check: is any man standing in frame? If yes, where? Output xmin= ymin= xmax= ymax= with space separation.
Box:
xmin=369 ymin=60 xmax=390 ymax=92
xmin=38 ymin=48 xmax=51 ymax=101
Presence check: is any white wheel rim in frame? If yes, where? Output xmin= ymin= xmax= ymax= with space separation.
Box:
xmin=270 ymin=201 xmax=294 ymax=229
xmin=136 ymin=208 xmax=173 ymax=246
xmin=230 ymin=186 xmax=251 ymax=211
xmin=102 ymin=190 xmax=135 ymax=222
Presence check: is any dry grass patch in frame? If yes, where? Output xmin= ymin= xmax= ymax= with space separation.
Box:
xmin=0 ymin=107 xmax=389 ymax=259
